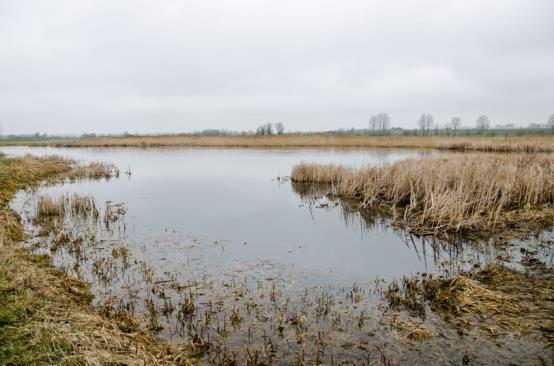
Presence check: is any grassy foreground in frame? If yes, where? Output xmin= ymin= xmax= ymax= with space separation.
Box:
xmin=0 ymin=155 xmax=189 ymax=365
xmin=32 ymin=134 xmax=554 ymax=153
xmin=292 ymin=153 xmax=554 ymax=237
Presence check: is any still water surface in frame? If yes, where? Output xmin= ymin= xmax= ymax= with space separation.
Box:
xmin=2 ymin=146 xmax=477 ymax=283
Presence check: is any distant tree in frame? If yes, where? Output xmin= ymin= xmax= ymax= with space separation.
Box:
xmin=368 ymin=113 xmax=391 ymax=135
xmin=255 ymin=123 xmax=274 ymax=135
xmin=369 ymin=115 xmax=378 ymax=133
xmin=449 ymin=116 xmax=461 ymax=133
xmin=265 ymin=123 xmax=274 ymax=135
xmin=275 ymin=122 xmax=285 ymax=135
xmin=548 ymin=114 xmax=554 ymax=130
xmin=475 ymin=115 xmax=490 ymax=133
xmin=417 ymin=114 xmax=434 ymax=134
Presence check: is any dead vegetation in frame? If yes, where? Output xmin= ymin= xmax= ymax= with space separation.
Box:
xmin=385 ymin=258 xmax=553 ymax=345
xmin=291 ymin=153 xmax=554 ymax=237
xmin=34 ymin=134 xmax=554 ymax=152
xmin=386 ymin=316 xmax=433 ymax=342
xmin=37 ymin=195 xmax=66 ymax=218
xmin=0 ymin=154 xmax=190 ymax=365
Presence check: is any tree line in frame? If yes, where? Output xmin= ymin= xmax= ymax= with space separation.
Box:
xmin=367 ymin=113 xmax=554 ymax=135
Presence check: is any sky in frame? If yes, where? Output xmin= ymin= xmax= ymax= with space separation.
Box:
xmin=1 ymin=0 xmax=553 ymax=135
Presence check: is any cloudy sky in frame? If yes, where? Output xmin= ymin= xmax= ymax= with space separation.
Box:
xmin=1 ymin=0 xmax=553 ymax=135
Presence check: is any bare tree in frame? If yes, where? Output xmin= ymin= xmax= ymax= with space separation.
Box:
xmin=377 ymin=113 xmax=391 ymax=134
xmin=265 ymin=123 xmax=274 ymax=135
xmin=275 ymin=122 xmax=285 ymax=135
xmin=256 ymin=123 xmax=274 ymax=135
xmin=369 ymin=113 xmax=391 ymax=135
xmin=449 ymin=116 xmax=461 ymax=134
xmin=369 ymin=115 xmax=378 ymax=134
xmin=418 ymin=114 xmax=434 ymax=134
xmin=476 ymin=115 xmax=490 ymax=133
xmin=548 ymin=114 xmax=554 ymax=131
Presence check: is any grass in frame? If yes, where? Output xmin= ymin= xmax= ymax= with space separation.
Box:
xmin=291 ymin=153 xmax=554 ymax=237
xmin=0 ymin=154 xmax=189 ymax=365
xmin=22 ymin=133 xmax=554 ymax=152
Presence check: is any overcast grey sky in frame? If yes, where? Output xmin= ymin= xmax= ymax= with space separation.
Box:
xmin=1 ymin=0 xmax=553 ymax=135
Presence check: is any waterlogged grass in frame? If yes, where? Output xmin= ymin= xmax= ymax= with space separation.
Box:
xmin=0 ymin=155 xmax=187 ymax=365
xmin=292 ymin=153 xmax=554 ymax=237
xmin=36 ymin=133 xmax=554 ymax=152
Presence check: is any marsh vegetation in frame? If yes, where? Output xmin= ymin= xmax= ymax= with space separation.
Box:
xmin=34 ymin=133 xmax=554 ymax=153
xmin=292 ymin=153 xmax=554 ymax=237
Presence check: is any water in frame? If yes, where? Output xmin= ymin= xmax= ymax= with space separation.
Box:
xmin=3 ymin=146 xmax=470 ymax=282
xmin=3 ymin=145 xmax=548 ymax=364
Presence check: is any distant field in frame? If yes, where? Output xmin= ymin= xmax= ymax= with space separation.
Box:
xmin=0 ymin=138 xmax=54 ymax=146
xmin=23 ymin=133 xmax=554 ymax=153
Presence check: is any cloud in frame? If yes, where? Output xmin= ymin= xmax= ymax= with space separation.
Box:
xmin=0 ymin=0 xmax=553 ymax=134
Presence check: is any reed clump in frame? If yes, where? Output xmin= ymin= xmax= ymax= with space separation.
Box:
xmin=36 ymin=134 xmax=554 ymax=153
xmin=291 ymin=154 xmax=554 ymax=236
xmin=421 ymin=275 xmax=522 ymax=316
xmin=70 ymin=193 xmax=99 ymax=218
xmin=37 ymin=195 xmax=66 ymax=218
xmin=387 ymin=316 xmax=433 ymax=342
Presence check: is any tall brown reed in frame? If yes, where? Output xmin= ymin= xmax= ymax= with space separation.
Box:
xmin=37 ymin=196 xmax=66 ymax=218
xmin=291 ymin=154 xmax=554 ymax=235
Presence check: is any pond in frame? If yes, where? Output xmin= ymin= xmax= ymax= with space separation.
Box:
xmin=2 ymin=146 xmax=549 ymax=365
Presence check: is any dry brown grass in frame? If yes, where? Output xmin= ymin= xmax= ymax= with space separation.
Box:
xmin=37 ymin=195 xmax=66 ymax=218
xmin=38 ymin=134 xmax=554 ymax=152
xmin=0 ymin=154 xmax=190 ymax=365
xmin=291 ymin=154 xmax=554 ymax=236
xmin=0 ymin=247 xmax=191 ymax=365
xmin=70 ymin=193 xmax=99 ymax=218
xmin=386 ymin=316 xmax=433 ymax=342
xmin=423 ymin=275 xmax=523 ymax=315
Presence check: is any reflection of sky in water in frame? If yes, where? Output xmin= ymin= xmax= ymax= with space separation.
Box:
xmin=6 ymin=146 xmax=499 ymax=283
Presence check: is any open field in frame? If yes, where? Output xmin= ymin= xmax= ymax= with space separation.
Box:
xmin=291 ymin=153 xmax=554 ymax=237
xmin=0 ymin=155 xmax=187 ymax=365
xmin=25 ymin=133 xmax=554 ymax=152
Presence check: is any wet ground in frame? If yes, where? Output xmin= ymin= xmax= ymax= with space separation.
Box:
xmin=3 ymin=146 xmax=553 ymax=365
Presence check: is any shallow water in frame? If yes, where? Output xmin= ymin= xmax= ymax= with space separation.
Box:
xmin=3 ymin=146 xmax=551 ymax=364
xmin=4 ymin=146 xmax=470 ymax=282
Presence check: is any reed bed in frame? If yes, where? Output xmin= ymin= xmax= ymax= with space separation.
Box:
xmin=291 ymin=154 xmax=554 ymax=236
xmin=39 ymin=134 xmax=554 ymax=153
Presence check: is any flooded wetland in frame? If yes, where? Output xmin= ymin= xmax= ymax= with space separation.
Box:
xmin=2 ymin=146 xmax=553 ymax=365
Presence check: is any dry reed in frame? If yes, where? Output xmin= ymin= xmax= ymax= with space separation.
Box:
xmin=37 ymin=195 xmax=66 ymax=218
xmin=0 ymin=155 xmax=187 ymax=364
xmin=422 ymin=275 xmax=522 ymax=315
xmin=291 ymin=154 xmax=554 ymax=236
xmin=387 ymin=316 xmax=433 ymax=342
xmin=39 ymin=134 xmax=554 ymax=153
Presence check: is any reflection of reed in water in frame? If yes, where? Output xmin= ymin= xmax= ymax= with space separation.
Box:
xmin=291 ymin=181 xmax=383 ymax=233
xmin=291 ymin=181 xmax=481 ymax=276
